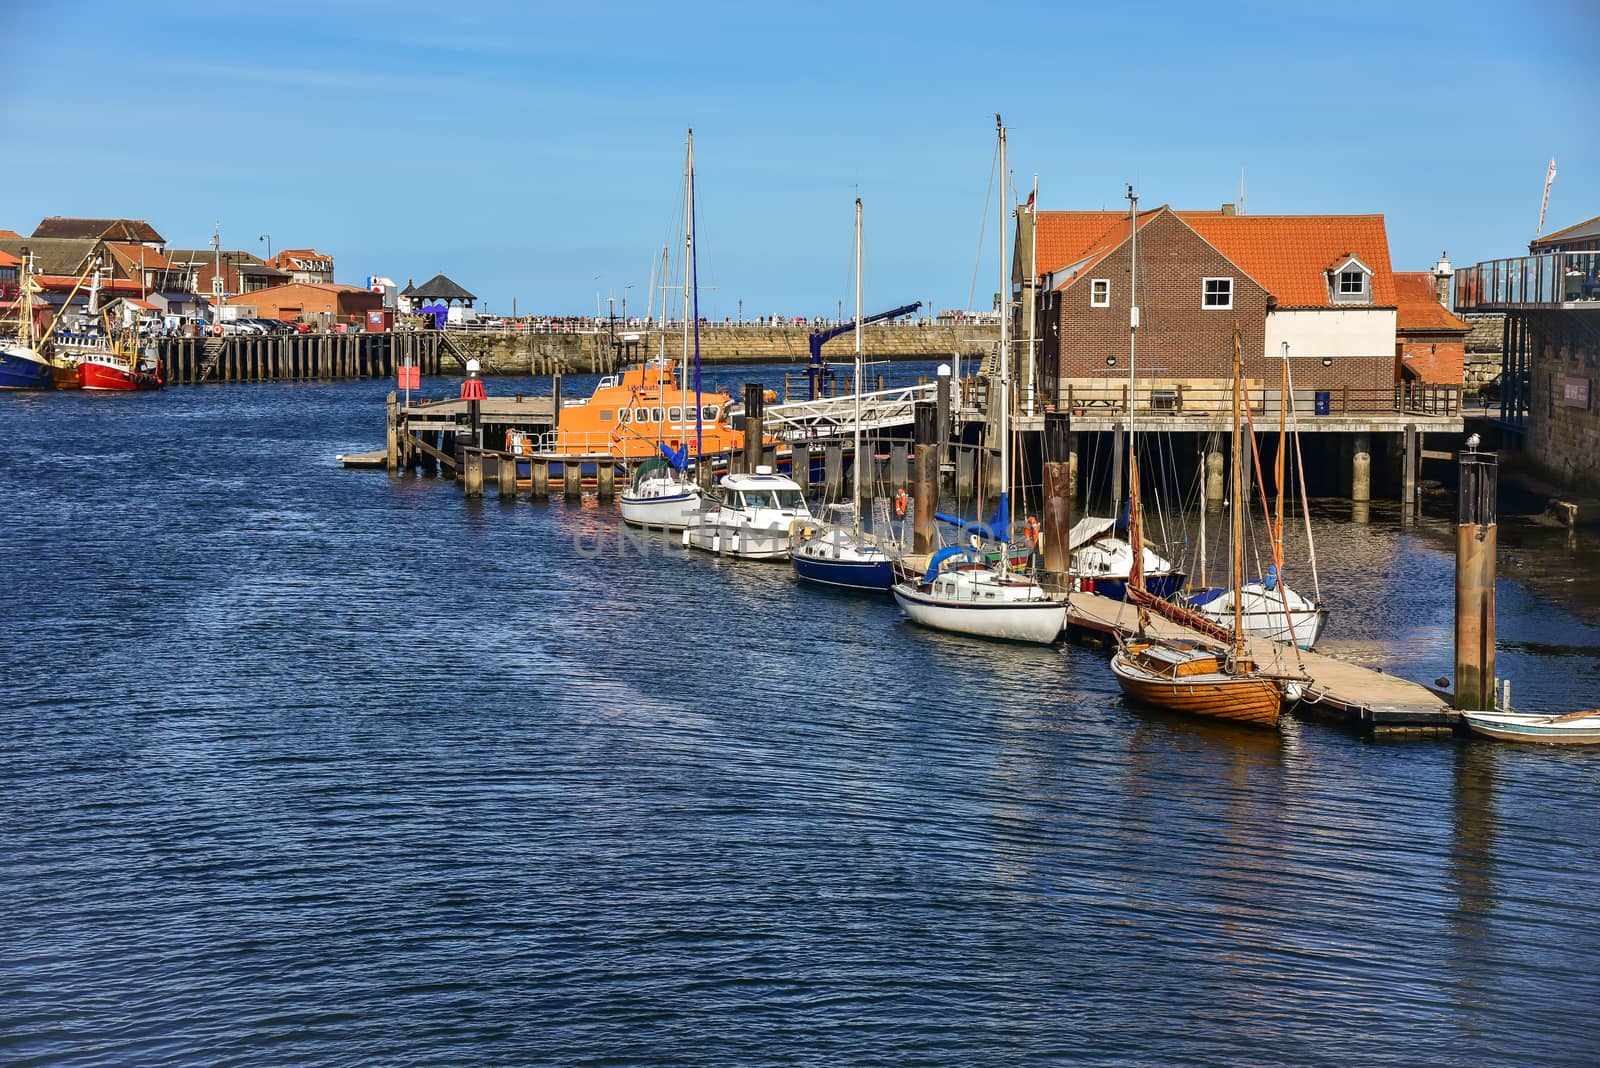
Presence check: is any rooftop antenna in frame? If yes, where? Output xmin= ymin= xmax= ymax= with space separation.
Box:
xmin=1238 ymin=168 xmax=1247 ymax=215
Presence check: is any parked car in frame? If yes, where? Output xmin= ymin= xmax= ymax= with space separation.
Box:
xmin=221 ymin=319 xmax=263 ymax=335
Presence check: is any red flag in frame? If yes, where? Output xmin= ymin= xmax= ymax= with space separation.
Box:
xmin=398 ymin=365 xmax=419 ymax=389
xmin=1025 ymin=190 xmax=1036 ymax=211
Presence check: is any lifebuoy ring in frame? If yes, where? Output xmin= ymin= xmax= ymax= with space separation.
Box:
xmin=894 ymin=488 xmax=908 ymax=518
xmin=1024 ymin=516 xmax=1041 ymax=547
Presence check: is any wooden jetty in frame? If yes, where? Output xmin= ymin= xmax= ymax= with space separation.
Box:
xmin=1064 ymin=591 xmax=1457 ymax=734
xmin=154 ymin=331 xmax=454 ymax=386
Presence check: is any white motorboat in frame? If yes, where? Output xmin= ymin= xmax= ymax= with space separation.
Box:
xmin=1184 ymin=574 xmax=1327 ymax=649
xmin=1462 ymin=709 xmax=1600 ymax=744
xmin=619 ymin=458 xmax=702 ymax=530
xmin=892 ymin=547 xmax=1066 ymax=644
xmin=683 ymin=468 xmax=812 ymax=560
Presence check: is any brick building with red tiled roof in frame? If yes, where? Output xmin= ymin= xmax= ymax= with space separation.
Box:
xmin=1023 ymin=205 xmax=1408 ymax=410
xmin=1394 ymin=265 xmax=1470 ymax=386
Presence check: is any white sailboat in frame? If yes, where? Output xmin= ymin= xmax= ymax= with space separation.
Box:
xmin=892 ymin=116 xmax=1066 ymax=643
xmin=1183 ymin=345 xmax=1328 ymax=649
xmin=791 ymin=198 xmax=894 ymax=590
xmin=619 ymin=131 xmax=704 ymax=529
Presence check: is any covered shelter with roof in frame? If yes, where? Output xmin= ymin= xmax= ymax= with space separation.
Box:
xmin=30 ymin=217 xmax=165 ymax=247
xmin=401 ymin=274 xmax=477 ymax=310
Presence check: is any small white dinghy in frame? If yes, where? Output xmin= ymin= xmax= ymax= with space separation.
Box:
xmin=1462 ymin=709 xmax=1600 ymax=745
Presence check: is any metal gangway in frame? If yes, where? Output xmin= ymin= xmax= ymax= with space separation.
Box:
xmin=763 ymin=381 xmax=938 ymax=441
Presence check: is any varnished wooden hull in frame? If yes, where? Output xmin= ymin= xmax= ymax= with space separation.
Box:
xmin=1110 ymin=651 xmax=1282 ymax=727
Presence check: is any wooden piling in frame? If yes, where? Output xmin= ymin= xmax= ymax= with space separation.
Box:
xmin=1455 ymin=446 xmax=1498 ymax=710
xmin=824 ymin=443 xmax=844 ymax=502
xmin=531 ymin=460 xmax=549 ymax=498
xmin=464 ymin=449 xmax=485 ymax=498
xmin=890 ymin=442 xmax=908 ymax=495
xmin=497 ymin=453 xmax=517 ymax=498
xmin=792 ymin=443 xmax=812 ymax=492
xmin=913 ymin=401 xmax=937 ymax=554
xmin=742 ymin=382 xmax=765 ymax=473
xmin=1041 ymin=412 xmax=1072 ymax=576
xmin=1352 ymin=431 xmax=1371 ymax=503
xmin=563 ymin=461 xmax=582 ymax=499
xmin=598 ymin=460 xmax=615 ymax=501
xmin=386 ymin=391 xmax=400 ymax=472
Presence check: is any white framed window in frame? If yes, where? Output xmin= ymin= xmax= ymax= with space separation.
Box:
xmin=1202 ymin=277 xmax=1233 ymax=309
xmin=1090 ymin=279 xmax=1110 ymax=307
xmin=1338 ymin=269 xmax=1367 ymax=297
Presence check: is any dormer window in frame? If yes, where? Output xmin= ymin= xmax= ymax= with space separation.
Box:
xmin=1330 ymin=256 xmax=1372 ymax=304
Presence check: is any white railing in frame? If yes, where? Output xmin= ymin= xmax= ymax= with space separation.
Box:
xmin=764 ymin=381 xmax=938 ymax=439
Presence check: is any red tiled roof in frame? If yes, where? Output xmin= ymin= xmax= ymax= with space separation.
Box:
xmin=1393 ymin=272 xmax=1470 ymax=333
xmin=0 ymin=230 xmax=21 ymax=240
xmin=1036 ymin=209 xmax=1395 ymax=308
xmin=104 ymin=242 xmax=173 ymax=271
xmin=1179 ymin=213 xmax=1396 ymax=307
xmin=0 ymin=248 xmax=19 ymax=268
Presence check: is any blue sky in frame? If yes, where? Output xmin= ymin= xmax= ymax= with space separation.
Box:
xmin=3 ymin=1 xmax=1594 ymax=318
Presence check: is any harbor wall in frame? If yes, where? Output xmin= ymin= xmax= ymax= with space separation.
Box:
xmin=449 ymin=323 xmax=998 ymax=374
xmin=1524 ymin=314 xmax=1600 ymax=490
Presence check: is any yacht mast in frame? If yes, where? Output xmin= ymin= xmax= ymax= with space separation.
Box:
xmin=1231 ymin=324 xmax=1245 ymax=666
xmin=853 ymin=196 xmax=863 ymax=537
xmin=688 ymin=128 xmax=703 ymax=461
xmin=997 ymin=115 xmax=1010 ymax=540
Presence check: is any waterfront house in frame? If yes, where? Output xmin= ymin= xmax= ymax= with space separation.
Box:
xmin=168 ymin=249 xmax=289 ymax=300
xmin=1024 ymin=206 xmax=1407 ymax=411
xmin=267 ymin=249 xmax=335 ymax=285
xmin=1394 ymin=259 xmax=1470 ymax=387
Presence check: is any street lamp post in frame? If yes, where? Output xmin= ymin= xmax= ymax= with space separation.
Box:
xmin=623 ymin=283 xmax=634 ymax=324
xmin=259 ymin=234 xmax=271 ymax=261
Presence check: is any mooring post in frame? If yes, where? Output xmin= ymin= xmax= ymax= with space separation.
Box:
xmin=597 ymin=460 xmax=615 ymax=501
xmin=1352 ymin=431 xmax=1372 ymax=503
xmin=497 ymin=452 xmax=517 ymax=498
xmin=742 ymin=382 xmax=765 ymax=473
xmin=1403 ymin=423 xmax=1419 ymax=504
xmin=792 ymin=443 xmax=812 ymax=492
xmin=935 ymin=363 xmax=952 ymax=462
xmin=1455 ymin=442 xmax=1498 ymax=711
xmin=1041 ymin=412 xmax=1072 ymax=582
xmin=1205 ymin=445 xmax=1224 ymax=505
xmin=552 ymin=369 xmax=563 ymax=431
xmin=386 ymin=391 xmax=400 ymax=472
xmin=531 ymin=459 xmax=549 ymax=498
xmin=464 ymin=448 xmax=484 ymax=498
xmin=913 ymin=401 xmax=937 ymax=554
xmin=890 ymin=442 xmax=908 ymax=496
xmin=824 ymin=443 xmax=844 ymax=502
xmin=1111 ymin=421 xmax=1124 ymax=508
xmin=563 ymin=460 xmax=582 ymax=499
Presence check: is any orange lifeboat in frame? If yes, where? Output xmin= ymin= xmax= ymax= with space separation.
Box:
xmin=552 ymin=358 xmax=774 ymax=460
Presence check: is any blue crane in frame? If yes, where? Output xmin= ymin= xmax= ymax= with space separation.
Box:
xmin=807 ymin=301 xmax=922 ymax=400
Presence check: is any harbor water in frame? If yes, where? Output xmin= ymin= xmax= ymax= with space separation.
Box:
xmin=3 ymin=374 xmax=1599 ymax=1066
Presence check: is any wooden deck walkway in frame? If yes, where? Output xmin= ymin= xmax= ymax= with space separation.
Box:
xmin=1065 ymin=592 xmax=1458 ymax=734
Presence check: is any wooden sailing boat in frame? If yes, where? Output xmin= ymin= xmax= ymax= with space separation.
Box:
xmin=1109 ymin=324 xmax=1289 ymax=727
